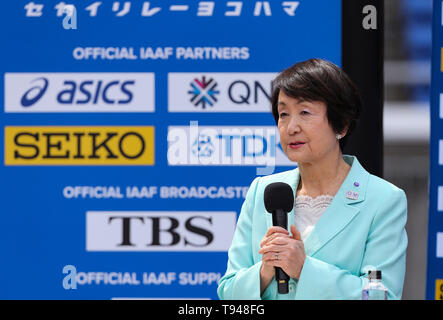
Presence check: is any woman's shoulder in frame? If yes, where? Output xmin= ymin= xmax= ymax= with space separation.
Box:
xmin=367 ymin=173 xmax=405 ymax=193
xmin=347 ymin=154 xmax=406 ymax=200
xmin=363 ymin=174 xmax=408 ymax=227
xmin=366 ymin=173 xmax=407 ymax=202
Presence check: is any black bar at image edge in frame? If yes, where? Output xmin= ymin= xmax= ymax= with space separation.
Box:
xmin=0 ymin=300 xmax=440 ymax=318
xmin=342 ymin=0 xmax=384 ymax=178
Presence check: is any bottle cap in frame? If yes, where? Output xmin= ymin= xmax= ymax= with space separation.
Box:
xmin=368 ymin=270 xmax=382 ymax=280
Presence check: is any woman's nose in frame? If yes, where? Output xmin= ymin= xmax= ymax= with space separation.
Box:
xmin=287 ymin=116 xmax=301 ymax=134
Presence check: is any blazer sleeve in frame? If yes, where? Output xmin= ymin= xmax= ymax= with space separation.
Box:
xmin=217 ymin=177 xmax=268 ymax=300
xmin=295 ymin=188 xmax=408 ymax=300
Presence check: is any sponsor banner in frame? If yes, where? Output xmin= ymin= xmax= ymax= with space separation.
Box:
xmin=86 ymin=211 xmax=236 ymax=251
xmin=168 ymin=73 xmax=276 ymax=112
xmin=428 ymin=0 xmax=443 ymax=299
xmin=441 ymin=47 xmax=443 ymax=72
xmin=436 ymin=279 xmax=443 ymax=300
xmin=4 ymin=73 xmax=155 ymax=112
xmin=440 ymin=140 xmax=443 ymax=165
xmin=4 ymin=126 xmax=155 ymax=165
xmin=167 ymin=125 xmax=293 ymax=167
xmin=0 ymin=0 xmax=341 ymax=299
xmin=439 ymin=186 xmax=443 ymax=212
xmin=440 ymin=93 xmax=443 ymax=118
xmin=438 ymin=232 xmax=443 ymax=258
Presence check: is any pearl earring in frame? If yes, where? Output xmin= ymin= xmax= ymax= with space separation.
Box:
xmin=336 ymin=134 xmax=342 ymax=140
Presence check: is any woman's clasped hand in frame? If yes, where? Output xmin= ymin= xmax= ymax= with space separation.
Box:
xmin=259 ymin=225 xmax=306 ymax=280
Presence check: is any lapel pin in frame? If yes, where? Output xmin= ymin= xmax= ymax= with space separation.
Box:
xmin=346 ymin=190 xmax=359 ymax=200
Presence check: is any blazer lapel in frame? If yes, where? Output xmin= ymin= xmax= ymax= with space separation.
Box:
xmin=303 ymin=200 xmax=360 ymax=256
xmin=263 ymin=155 xmax=370 ymax=256
xmin=303 ymin=155 xmax=370 ymax=256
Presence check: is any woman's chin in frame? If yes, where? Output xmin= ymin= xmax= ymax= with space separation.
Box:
xmin=286 ymin=153 xmax=304 ymax=163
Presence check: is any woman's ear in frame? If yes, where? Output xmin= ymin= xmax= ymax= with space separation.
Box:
xmin=339 ymin=122 xmax=350 ymax=138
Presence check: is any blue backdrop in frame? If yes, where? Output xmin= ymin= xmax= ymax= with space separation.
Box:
xmin=427 ymin=0 xmax=443 ymax=301
xmin=0 ymin=0 xmax=341 ymax=299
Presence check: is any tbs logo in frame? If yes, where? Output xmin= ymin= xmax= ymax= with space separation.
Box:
xmin=5 ymin=73 xmax=155 ymax=113
xmin=86 ymin=211 xmax=237 ymax=252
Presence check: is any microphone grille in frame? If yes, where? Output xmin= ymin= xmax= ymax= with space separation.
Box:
xmin=264 ymin=182 xmax=294 ymax=213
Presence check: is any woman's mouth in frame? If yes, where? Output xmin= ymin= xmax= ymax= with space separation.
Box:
xmin=289 ymin=142 xmax=305 ymax=149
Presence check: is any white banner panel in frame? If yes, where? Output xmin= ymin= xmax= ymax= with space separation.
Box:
xmin=167 ymin=125 xmax=294 ymax=167
xmin=168 ymin=72 xmax=276 ymax=112
xmin=5 ymin=72 xmax=155 ymax=112
xmin=86 ymin=211 xmax=237 ymax=252
xmin=437 ymin=232 xmax=443 ymax=258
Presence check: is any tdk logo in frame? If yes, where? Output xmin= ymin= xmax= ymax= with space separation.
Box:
xmin=167 ymin=125 xmax=293 ymax=167
xmin=5 ymin=73 xmax=155 ymax=113
xmin=169 ymin=73 xmax=276 ymax=112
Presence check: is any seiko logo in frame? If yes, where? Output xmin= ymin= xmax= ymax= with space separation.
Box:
xmin=86 ymin=211 xmax=236 ymax=251
xmin=4 ymin=126 xmax=155 ymax=165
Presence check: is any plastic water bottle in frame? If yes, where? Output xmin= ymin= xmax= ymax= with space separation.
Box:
xmin=362 ymin=270 xmax=388 ymax=300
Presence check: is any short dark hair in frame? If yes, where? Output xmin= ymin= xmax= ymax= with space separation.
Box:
xmin=271 ymin=58 xmax=362 ymax=151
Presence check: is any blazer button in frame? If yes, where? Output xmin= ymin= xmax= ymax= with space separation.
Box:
xmin=289 ymin=283 xmax=295 ymax=291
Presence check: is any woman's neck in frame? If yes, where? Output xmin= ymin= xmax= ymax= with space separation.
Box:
xmin=296 ymin=152 xmax=351 ymax=198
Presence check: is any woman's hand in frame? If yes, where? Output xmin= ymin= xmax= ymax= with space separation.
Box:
xmin=259 ymin=224 xmax=306 ymax=280
xmin=259 ymin=226 xmax=290 ymax=279
xmin=258 ymin=226 xmax=290 ymax=294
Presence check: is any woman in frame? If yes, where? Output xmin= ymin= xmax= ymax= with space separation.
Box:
xmin=217 ymin=59 xmax=408 ymax=300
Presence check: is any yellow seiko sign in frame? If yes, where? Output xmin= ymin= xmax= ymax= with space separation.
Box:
xmin=5 ymin=126 xmax=154 ymax=165
xmin=436 ymin=279 xmax=443 ymax=300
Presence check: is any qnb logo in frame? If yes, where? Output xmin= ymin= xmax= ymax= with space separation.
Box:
xmin=188 ymin=76 xmax=220 ymax=109
xmin=21 ymin=77 xmax=49 ymax=107
xmin=168 ymin=72 xmax=276 ymax=113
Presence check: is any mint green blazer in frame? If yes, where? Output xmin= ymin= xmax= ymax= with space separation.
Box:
xmin=217 ymin=155 xmax=408 ymax=300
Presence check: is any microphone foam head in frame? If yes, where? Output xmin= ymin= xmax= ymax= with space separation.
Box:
xmin=264 ymin=182 xmax=294 ymax=213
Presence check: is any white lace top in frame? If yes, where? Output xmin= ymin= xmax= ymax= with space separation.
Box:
xmin=294 ymin=195 xmax=334 ymax=241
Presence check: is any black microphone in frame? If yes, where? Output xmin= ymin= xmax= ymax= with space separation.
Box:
xmin=264 ymin=182 xmax=294 ymax=294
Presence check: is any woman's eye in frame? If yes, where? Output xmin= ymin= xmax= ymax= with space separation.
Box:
xmin=301 ymin=111 xmax=310 ymax=115
xmin=279 ymin=112 xmax=288 ymax=118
